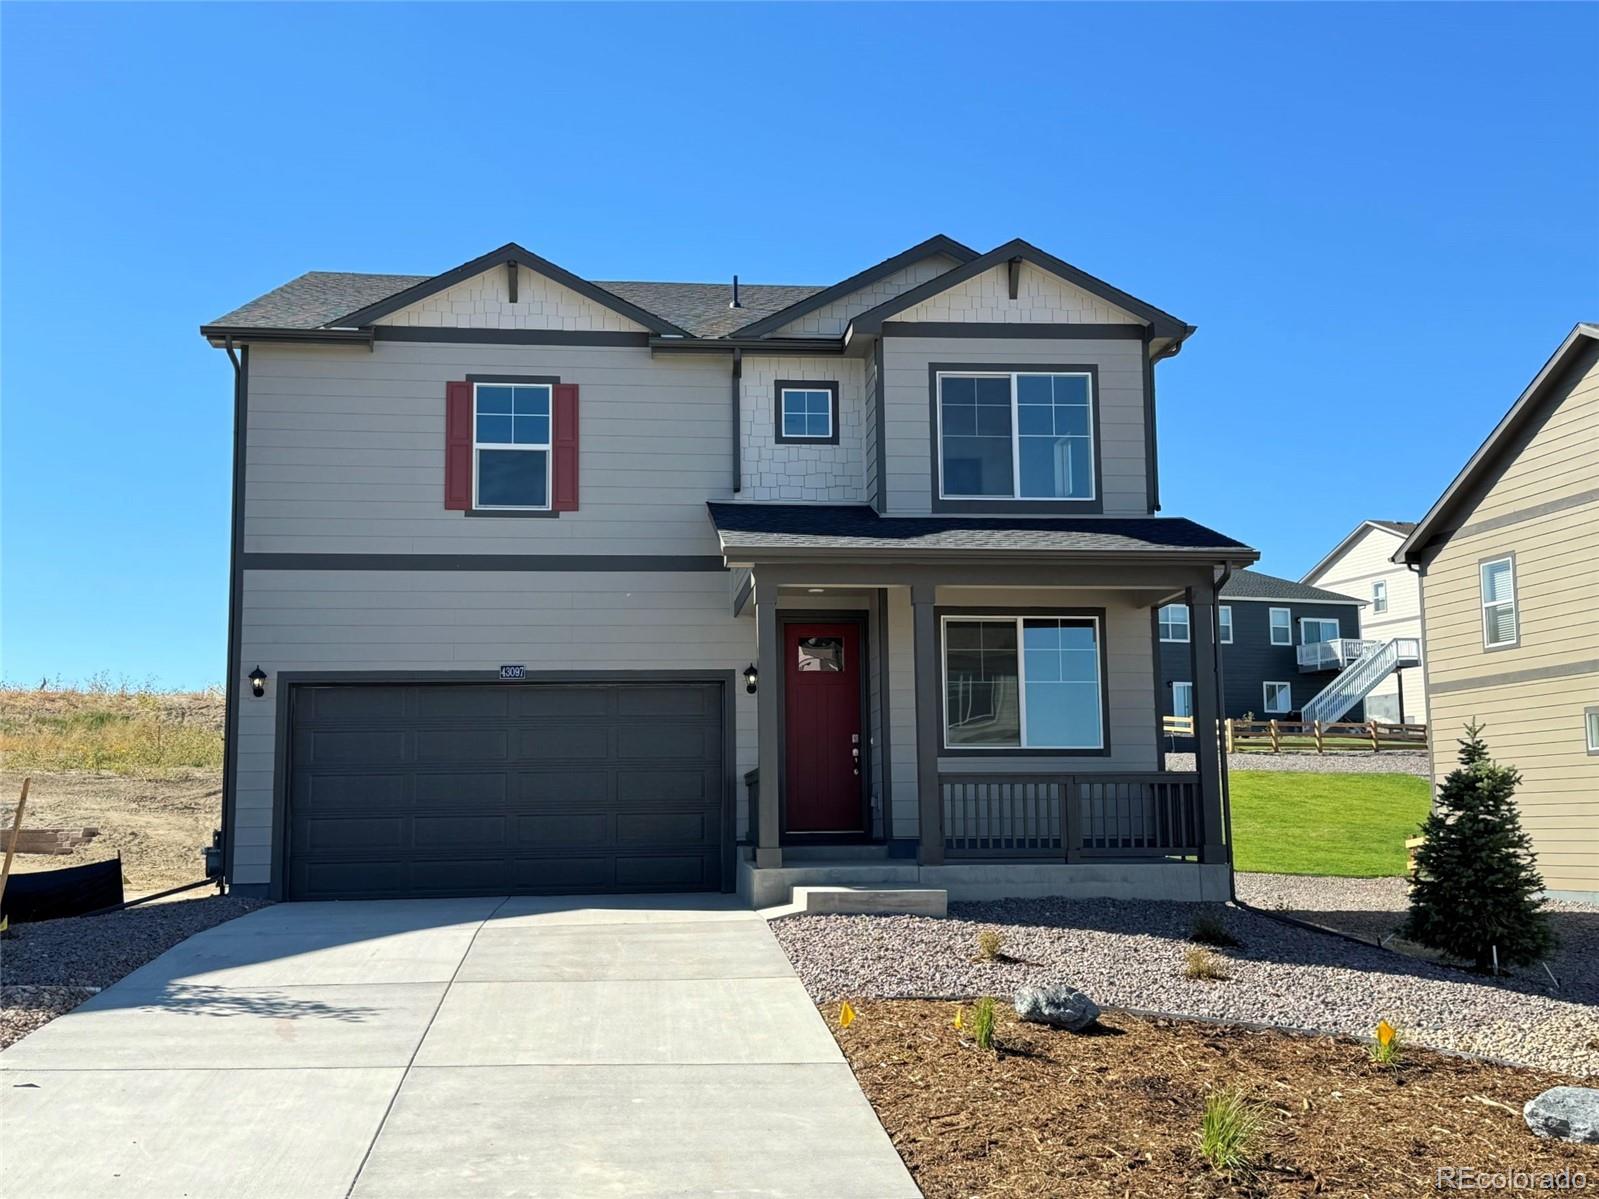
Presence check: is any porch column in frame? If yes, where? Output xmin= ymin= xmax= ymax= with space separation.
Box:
xmin=911 ymin=582 xmax=944 ymax=866
xmin=755 ymin=578 xmax=782 ymax=869
xmin=1187 ymin=587 xmax=1228 ymax=864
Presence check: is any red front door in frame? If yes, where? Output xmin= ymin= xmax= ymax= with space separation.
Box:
xmin=783 ymin=621 xmax=865 ymax=835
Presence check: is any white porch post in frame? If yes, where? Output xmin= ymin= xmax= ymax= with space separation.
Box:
xmin=1188 ymin=586 xmax=1229 ymax=864
xmin=754 ymin=577 xmax=782 ymax=869
xmin=911 ymin=582 xmax=944 ymax=866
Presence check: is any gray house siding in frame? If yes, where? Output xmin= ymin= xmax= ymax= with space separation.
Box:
xmin=1156 ymin=600 xmax=1364 ymax=734
xmin=878 ymin=335 xmax=1149 ymax=517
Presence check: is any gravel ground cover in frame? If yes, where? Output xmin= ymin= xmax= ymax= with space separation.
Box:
xmin=772 ymin=897 xmax=1599 ymax=1076
xmin=0 ymin=893 xmax=265 ymax=1047
xmin=829 ymin=1000 xmax=1596 ymax=1198
xmin=1166 ymin=750 xmax=1430 ymax=777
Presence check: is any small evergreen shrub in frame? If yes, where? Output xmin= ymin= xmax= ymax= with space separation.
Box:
xmin=1401 ymin=722 xmax=1554 ymax=970
xmin=975 ymin=929 xmax=1005 ymax=961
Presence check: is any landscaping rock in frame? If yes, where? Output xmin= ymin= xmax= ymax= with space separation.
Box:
xmin=1015 ymin=985 xmax=1100 ymax=1032
xmin=1523 ymin=1086 xmax=1599 ymax=1144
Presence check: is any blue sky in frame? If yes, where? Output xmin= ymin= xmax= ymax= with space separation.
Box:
xmin=2 ymin=3 xmax=1595 ymax=689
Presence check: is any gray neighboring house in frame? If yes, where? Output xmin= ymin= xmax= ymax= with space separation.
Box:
xmin=1155 ymin=569 xmax=1365 ymax=743
xmin=202 ymin=235 xmax=1258 ymax=907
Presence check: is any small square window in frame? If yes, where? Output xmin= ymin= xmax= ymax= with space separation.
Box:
xmin=796 ymin=637 xmax=844 ymax=672
xmin=1158 ymin=604 xmax=1190 ymax=643
xmin=1263 ymin=681 xmax=1293 ymax=715
xmin=775 ymin=382 xmax=838 ymax=444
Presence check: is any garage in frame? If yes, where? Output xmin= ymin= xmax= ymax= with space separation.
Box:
xmin=284 ymin=679 xmax=728 ymax=900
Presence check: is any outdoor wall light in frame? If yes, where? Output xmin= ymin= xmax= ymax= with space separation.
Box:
xmin=249 ymin=667 xmax=267 ymax=698
xmin=743 ymin=663 xmax=759 ymax=694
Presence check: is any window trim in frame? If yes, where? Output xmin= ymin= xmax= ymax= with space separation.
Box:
xmin=1268 ymin=607 xmax=1292 ymax=646
xmin=471 ymin=380 xmax=553 ymax=512
xmin=1157 ymin=603 xmax=1191 ymax=643
xmin=1585 ymin=707 xmax=1599 ymax=756
xmin=773 ymin=379 xmax=840 ymax=446
xmin=927 ymin=362 xmax=1104 ymax=515
xmin=1372 ymin=579 xmax=1388 ymax=614
xmin=936 ymin=606 xmax=1110 ymax=756
xmin=1298 ymin=616 xmax=1341 ymax=645
xmin=1263 ymin=680 xmax=1293 ymax=715
xmin=1479 ymin=552 xmax=1520 ymax=651
xmin=1171 ymin=680 xmax=1193 ymax=718
xmin=1218 ymin=605 xmax=1233 ymax=645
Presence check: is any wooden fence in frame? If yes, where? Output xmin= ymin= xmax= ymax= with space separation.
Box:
xmin=1161 ymin=715 xmax=1427 ymax=753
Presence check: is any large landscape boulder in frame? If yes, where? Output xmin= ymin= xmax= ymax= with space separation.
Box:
xmin=1523 ymin=1087 xmax=1599 ymax=1144
xmin=1014 ymin=985 xmax=1100 ymax=1032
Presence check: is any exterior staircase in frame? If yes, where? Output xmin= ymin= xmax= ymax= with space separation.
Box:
xmin=1299 ymin=637 xmax=1422 ymax=725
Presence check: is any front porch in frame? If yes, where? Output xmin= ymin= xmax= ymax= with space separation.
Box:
xmin=709 ymin=503 xmax=1256 ymax=909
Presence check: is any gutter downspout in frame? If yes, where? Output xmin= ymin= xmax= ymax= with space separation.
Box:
xmin=218 ymin=338 xmax=247 ymax=890
xmin=730 ymin=347 xmax=742 ymax=494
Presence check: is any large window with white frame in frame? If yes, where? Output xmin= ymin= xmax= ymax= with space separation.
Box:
xmin=936 ymin=370 xmax=1095 ymax=501
xmin=1263 ymin=681 xmax=1293 ymax=715
xmin=942 ymin=615 xmax=1103 ymax=749
xmin=1480 ymin=555 xmax=1518 ymax=648
xmin=1171 ymin=680 xmax=1193 ymax=718
xmin=1158 ymin=603 xmax=1190 ymax=643
xmin=1300 ymin=617 xmax=1340 ymax=645
xmin=1268 ymin=607 xmax=1292 ymax=646
xmin=1218 ymin=605 xmax=1233 ymax=644
xmin=473 ymin=382 xmax=552 ymax=510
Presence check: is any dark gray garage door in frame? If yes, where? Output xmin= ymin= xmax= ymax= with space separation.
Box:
xmin=286 ymin=681 xmax=726 ymax=900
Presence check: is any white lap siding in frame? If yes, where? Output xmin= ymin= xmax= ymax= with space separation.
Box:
xmin=233 ymin=569 xmax=757 ymax=888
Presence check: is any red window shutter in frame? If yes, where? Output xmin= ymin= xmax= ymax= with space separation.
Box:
xmin=444 ymin=381 xmax=473 ymax=510
xmin=552 ymin=383 xmax=580 ymax=512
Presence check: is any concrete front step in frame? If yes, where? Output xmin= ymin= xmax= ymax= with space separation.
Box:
xmin=791 ymin=886 xmax=948 ymax=917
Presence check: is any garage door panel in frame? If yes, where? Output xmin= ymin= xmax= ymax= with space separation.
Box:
xmin=287 ymin=682 xmax=725 ymax=899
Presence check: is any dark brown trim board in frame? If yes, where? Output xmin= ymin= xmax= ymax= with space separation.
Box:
xmin=241 ymin=554 xmax=726 ymax=572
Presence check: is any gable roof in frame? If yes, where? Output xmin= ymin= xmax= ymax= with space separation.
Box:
xmin=1222 ymin=568 xmax=1360 ymax=605
xmin=1300 ymin=519 xmax=1416 ymax=584
xmin=599 ymin=281 xmax=823 ymax=339
xmin=326 ymin=242 xmax=695 ymax=336
xmin=208 ymin=271 xmax=430 ymax=330
xmin=727 ymin=235 xmax=978 ymax=338
xmin=1395 ymin=322 xmax=1599 ymax=565
xmin=844 ymin=237 xmax=1193 ymax=343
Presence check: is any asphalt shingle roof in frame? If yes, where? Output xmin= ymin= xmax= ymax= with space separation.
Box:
xmin=706 ymin=503 xmax=1255 ymax=557
xmin=1222 ymin=569 xmax=1360 ymax=604
xmin=1367 ymin=519 xmax=1417 ymax=536
xmin=206 ymin=272 xmax=825 ymax=338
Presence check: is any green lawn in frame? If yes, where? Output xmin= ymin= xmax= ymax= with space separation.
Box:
xmin=1228 ymin=771 xmax=1431 ymax=877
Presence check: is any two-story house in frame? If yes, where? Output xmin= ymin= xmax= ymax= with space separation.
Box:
xmin=202 ymin=236 xmax=1258 ymax=908
xmin=1154 ymin=569 xmax=1364 ymax=743
xmin=1302 ymin=520 xmax=1426 ymax=723
xmin=1395 ymin=323 xmax=1598 ymax=905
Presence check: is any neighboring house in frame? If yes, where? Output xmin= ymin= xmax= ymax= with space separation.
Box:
xmin=1301 ymin=520 xmax=1425 ymax=723
xmin=1155 ymin=569 xmax=1363 ymax=741
xmin=201 ymin=235 xmax=1258 ymax=908
xmin=1395 ymin=323 xmax=1598 ymax=905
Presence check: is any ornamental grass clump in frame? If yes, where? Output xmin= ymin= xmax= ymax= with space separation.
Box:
xmin=954 ymin=997 xmax=998 ymax=1052
xmin=1183 ymin=946 xmax=1230 ymax=981
xmin=1189 ymin=912 xmax=1241 ymax=949
xmin=975 ymin=928 xmax=1005 ymax=962
xmin=1198 ymin=1086 xmax=1265 ymax=1178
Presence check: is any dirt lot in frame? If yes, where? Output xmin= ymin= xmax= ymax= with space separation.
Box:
xmin=830 ymin=1000 xmax=1597 ymax=1198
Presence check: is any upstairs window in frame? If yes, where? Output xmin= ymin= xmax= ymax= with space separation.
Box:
xmin=775 ymin=380 xmax=839 ymax=444
xmin=1268 ymin=607 xmax=1292 ymax=646
xmin=1300 ymin=617 xmax=1341 ymax=644
xmin=937 ymin=371 xmax=1095 ymax=501
xmin=1372 ymin=579 xmax=1389 ymax=614
xmin=1481 ymin=556 xmax=1518 ymax=648
xmin=1219 ymin=605 xmax=1234 ymax=644
xmin=1158 ymin=604 xmax=1190 ymax=642
xmin=474 ymin=383 xmax=551 ymax=510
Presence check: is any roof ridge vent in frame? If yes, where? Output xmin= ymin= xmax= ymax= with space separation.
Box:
xmin=728 ymin=274 xmax=742 ymax=309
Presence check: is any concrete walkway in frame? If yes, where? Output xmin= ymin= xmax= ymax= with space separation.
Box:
xmin=1 ymin=895 xmax=919 ymax=1199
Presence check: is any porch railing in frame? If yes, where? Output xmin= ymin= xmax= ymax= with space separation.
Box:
xmin=941 ymin=772 xmax=1202 ymax=861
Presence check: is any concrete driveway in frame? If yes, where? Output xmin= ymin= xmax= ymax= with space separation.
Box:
xmin=0 ymin=895 xmax=919 ymax=1199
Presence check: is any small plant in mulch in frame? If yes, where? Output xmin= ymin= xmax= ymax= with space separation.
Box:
xmin=1189 ymin=912 xmax=1241 ymax=949
xmin=1367 ymin=1019 xmax=1402 ymax=1068
xmin=1184 ymin=947 xmax=1230 ymax=981
xmin=953 ymin=997 xmax=998 ymax=1051
xmin=974 ymin=928 xmax=1005 ymax=962
xmin=1198 ymin=1085 xmax=1265 ymax=1179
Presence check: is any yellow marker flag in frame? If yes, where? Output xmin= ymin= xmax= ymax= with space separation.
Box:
xmin=1376 ymin=1020 xmax=1396 ymax=1047
xmin=953 ymin=1007 xmax=963 ymax=1030
xmin=839 ymin=1001 xmax=856 ymax=1029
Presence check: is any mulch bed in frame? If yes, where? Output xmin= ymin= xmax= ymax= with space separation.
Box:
xmin=826 ymin=1000 xmax=1597 ymax=1197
